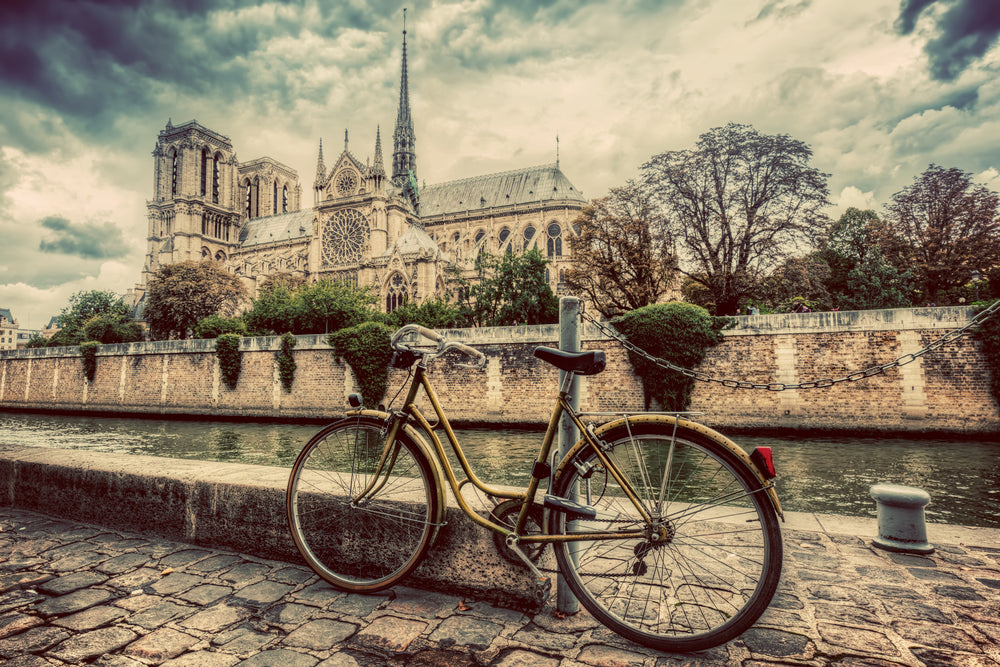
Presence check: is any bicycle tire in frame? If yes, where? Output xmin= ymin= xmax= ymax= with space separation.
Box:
xmin=548 ymin=422 xmax=783 ymax=652
xmin=287 ymin=415 xmax=441 ymax=592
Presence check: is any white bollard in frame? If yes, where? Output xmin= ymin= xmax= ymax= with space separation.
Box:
xmin=870 ymin=484 xmax=934 ymax=554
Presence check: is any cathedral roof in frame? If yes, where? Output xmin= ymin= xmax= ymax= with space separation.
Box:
xmin=0 ymin=308 xmax=15 ymax=325
xmin=382 ymin=223 xmax=438 ymax=258
xmin=239 ymin=209 xmax=314 ymax=247
xmin=419 ymin=163 xmax=586 ymax=217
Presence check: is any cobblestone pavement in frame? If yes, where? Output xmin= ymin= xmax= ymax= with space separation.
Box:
xmin=1 ymin=507 xmax=999 ymax=666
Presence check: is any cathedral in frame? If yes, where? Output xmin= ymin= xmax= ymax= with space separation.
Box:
xmin=134 ymin=26 xmax=587 ymax=314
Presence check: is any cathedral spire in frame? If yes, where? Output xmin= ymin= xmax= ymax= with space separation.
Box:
xmin=315 ymin=138 xmax=326 ymax=183
xmin=392 ymin=8 xmax=416 ymax=187
xmin=372 ymin=125 xmax=385 ymax=179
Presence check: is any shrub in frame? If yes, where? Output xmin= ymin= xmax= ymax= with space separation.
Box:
xmin=329 ymin=322 xmax=394 ymax=409
xmin=277 ymin=332 xmax=297 ymax=392
xmin=216 ymin=333 xmax=242 ymax=390
xmin=612 ymin=302 xmax=725 ymax=411
xmin=193 ymin=315 xmax=247 ymax=339
xmin=80 ymin=341 xmax=100 ymax=383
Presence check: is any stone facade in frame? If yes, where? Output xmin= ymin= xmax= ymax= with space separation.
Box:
xmin=1 ymin=308 xmax=996 ymax=434
xmin=133 ymin=28 xmax=587 ymax=313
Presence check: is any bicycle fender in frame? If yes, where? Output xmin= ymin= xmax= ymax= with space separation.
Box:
xmin=567 ymin=414 xmax=783 ymax=520
xmin=344 ymin=409 xmax=449 ymax=536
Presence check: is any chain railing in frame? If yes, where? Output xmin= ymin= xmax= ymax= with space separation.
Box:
xmin=581 ymin=300 xmax=1000 ymax=391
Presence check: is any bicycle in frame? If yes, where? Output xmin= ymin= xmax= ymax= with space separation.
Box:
xmin=286 ymin=324 xmax=784 ymax=652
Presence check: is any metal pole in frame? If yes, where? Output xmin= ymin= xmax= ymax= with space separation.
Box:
xmin=557 ymin=296 xmax=580 ymax=613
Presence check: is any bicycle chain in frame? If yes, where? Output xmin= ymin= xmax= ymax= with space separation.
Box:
xmin=582 ymin=300 xmax=1000 ymax=391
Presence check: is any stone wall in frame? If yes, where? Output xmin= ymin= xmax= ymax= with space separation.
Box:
xmin=0 ymin=307 xmax=996 ymax=434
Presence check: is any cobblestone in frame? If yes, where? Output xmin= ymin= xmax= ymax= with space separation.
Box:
xmin=1 ymin=507 xmax=1000 ymax=666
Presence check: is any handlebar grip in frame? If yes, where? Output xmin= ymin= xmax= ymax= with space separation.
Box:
xmin=444 ymin=341 xmax=487 ymax=369
xmin=391 ymin=324 xmax=445 ymax=351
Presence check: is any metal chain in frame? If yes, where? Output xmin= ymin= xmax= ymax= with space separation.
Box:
xmin=582 ymin=300 xmax=1000 ymax=391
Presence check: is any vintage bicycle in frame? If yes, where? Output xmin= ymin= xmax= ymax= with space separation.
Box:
xmin=286 ymin=324 xmax=783 ymax=652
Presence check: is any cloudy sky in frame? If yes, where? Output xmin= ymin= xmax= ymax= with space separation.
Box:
xmin=1 ymin=0 xmax=999 ymax=329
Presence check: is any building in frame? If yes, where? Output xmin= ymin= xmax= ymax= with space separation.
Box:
xmin=133 ymin=25 xmax=587 ymax=313
xmin=0 ymin=308 xmax=18 ymax=351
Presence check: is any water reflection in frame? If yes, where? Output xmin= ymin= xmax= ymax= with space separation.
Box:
xmin=0 ymin=412 xmax=997 ymax=528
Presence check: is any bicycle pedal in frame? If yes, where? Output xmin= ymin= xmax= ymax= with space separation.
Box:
xmin=532 ymin=576 xmax=552 ymax=600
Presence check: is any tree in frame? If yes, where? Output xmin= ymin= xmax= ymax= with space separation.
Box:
xmin=884 ymin=165 xmax=1000 ymax=304
xmin=564 ymin=181 xmax=677 ymax=317
xmin=641 ymin=123 xmax=830 ymax=315
xmin=381 ymin=297 xmax=467 ymax=330
xmin=755 ymin=253 xmax=832 ymax=312
xmin=48 ymin=290 xmax=141 ymax=346
xmin=144 ymin=260 xmax=246 ymax=340
xmin=464 ymin=249 xmax=558 ymax=326
xmin=244 ymin=279 xmax=376 ymax=336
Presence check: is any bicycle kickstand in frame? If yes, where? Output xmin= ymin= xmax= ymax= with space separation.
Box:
xmin=505 ymin=535 xmax=551 ymax=603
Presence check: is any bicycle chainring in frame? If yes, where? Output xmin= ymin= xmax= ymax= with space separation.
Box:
xmin=490 ymin=499 xmax=546 ymax=564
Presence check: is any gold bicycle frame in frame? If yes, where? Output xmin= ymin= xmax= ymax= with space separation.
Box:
xmin=353 ymin=356 xmax=655 ymax=547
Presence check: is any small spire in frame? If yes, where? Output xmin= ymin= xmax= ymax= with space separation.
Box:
xmin=372 ymin=125 xmax=385 ymax=178
xmin=556 ymin=134 xmax=560 ymax=168
xmin=344 ymin=128 xmax=349 ymax=152
xmin=315 ymin=138 xmax=326 ymax=183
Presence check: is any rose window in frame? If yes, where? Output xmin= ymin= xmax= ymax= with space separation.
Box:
xmin=335 ymin=169 xmax=358 ymax=196
xmin=322 ymin=208 xmax=370 ymax=265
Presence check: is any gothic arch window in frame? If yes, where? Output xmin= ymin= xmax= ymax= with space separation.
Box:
xmin=201 ymin=213 xmax=208 ymax=236
xmin=282 ymin=185 xmax=288 ymax=212
xmin=253 ymin=177 xmax=260 ymax=218
xmin=547 ymin=222 xmax=562 ymax=257
xmin=385 ymin=272 xmax=408 ymax=313
xmin=215 ymin=250 xmax=226 ymax=262
xmin=474 ymin=229 xmax=485 ymax=246
xmin=200 ymin=148 xmax=208 ymax=196
xmin=202 ymin=247 xmax=211 ymax=259
xmin=273 ymin=180 xmax=278 ymax=215
xmin=245 ymin=180 xmax=252 ymax=219
xmin=171 ymin=149 xmax=179 ymax=196
xmin=212 ymin=153 xmax=222 ymax=203
xmin=452 ymin=231 xmax=461 ymax=245
xmin=498 ymin=227 xmax=512 ymax=255
xmin=523 ymin=225 xmax=536 ymax=251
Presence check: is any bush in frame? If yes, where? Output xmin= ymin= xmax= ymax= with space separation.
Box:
xmin=193 ymin=316 xmax=247 ymax=339
xmin=216 ymin=333 xmax=242 ymax=390
xmin=82 ymin=314 xmax=144 ymax=344
xmin=80 ymin=341 xmax=100 ymax=383
xmin=612 ymin=302 xmax=725 ymax=411
xmin=277 ymin=332 xmax=297 ymax=392
xmin=329 ymin=322 xmax=394 ymax=409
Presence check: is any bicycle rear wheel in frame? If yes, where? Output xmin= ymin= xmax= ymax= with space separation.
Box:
xmin=287 ymin=416 xmax=441 ymax=592
xmin=549 ymin=422 xmax=782 ymax=652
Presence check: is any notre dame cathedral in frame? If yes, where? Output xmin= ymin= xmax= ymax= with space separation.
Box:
xmin=134 ymin=25 xmax=587 ymax=314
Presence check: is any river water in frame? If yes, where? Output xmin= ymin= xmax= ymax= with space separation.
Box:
xmin=1 ymin=411 xmax=998 ymax=529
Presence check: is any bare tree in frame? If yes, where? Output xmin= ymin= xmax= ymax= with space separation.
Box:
xmin=641 ymin=123 xmax=830 ymax=315
xmin=565 ymin=181 xmax=677 ymax=318
xmin=884 ymin=164 xmax=1000 ymax=304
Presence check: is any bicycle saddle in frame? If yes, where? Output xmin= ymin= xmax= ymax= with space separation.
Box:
xmin=534 ymin=347 xmax=606 ymax=375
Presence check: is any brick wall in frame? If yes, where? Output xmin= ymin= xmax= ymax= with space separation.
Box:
xmin=1 ymin=307 xmax=996 ymax=434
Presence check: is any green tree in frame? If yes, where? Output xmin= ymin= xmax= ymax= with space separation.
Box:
xmin=565 ymin=182 xmax=678 ymax=317
xmin=48 ymin=290 xmax=140 ymax=346
xmin=885 ymin=165 xmax=1000 ymax=304
xmin=329 ymin=322 xmax=394 ymax=408
xmin=466 ymin=249 xmax=558 ymax=326
xmin=381 ymin=296 xmax=467 ymax=330
xmin=192 ymin=315 xmax=248 ymax=339
xmin=244 ymin=279 xmax=376 ymax=335
xmin=143 ymin=260 xmax=247 ymax=340
xmin=756 ymin=253 xmax=832 ymax=312
xmin=642 ymin=123 xmax=830 ymax=315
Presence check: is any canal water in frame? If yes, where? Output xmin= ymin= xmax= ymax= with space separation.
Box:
xmin=1 ymin=412 xmax=998 ymax=529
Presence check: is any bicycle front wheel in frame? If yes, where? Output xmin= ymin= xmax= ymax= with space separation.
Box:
xmin=286 ymin=416 xmax=441 ymax=592
xmin=549 ymin=422 xmax=782 ymax=652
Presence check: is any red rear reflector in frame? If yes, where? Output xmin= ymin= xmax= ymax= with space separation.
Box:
xmin=750 ymin=447 xmax=776 ymax=479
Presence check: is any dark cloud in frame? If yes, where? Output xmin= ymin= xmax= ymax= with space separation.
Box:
xmin=896 ymin=0 xmax=1000 ymax=80
xmin=0 ymin=0 xmax=395 ymax=148
xmin=750 ymin=0 xmax=812 ymax=23
xmin=38 ymin=215 xmax=129 ymax=260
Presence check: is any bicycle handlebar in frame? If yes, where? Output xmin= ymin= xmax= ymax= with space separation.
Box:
xmin=443 ymin=341 xmax=487 ymax=369
xmin=391 ymin=324 xmax=444 ymax=353
xmin=390 ymin=325 xmax=487 ymax=370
